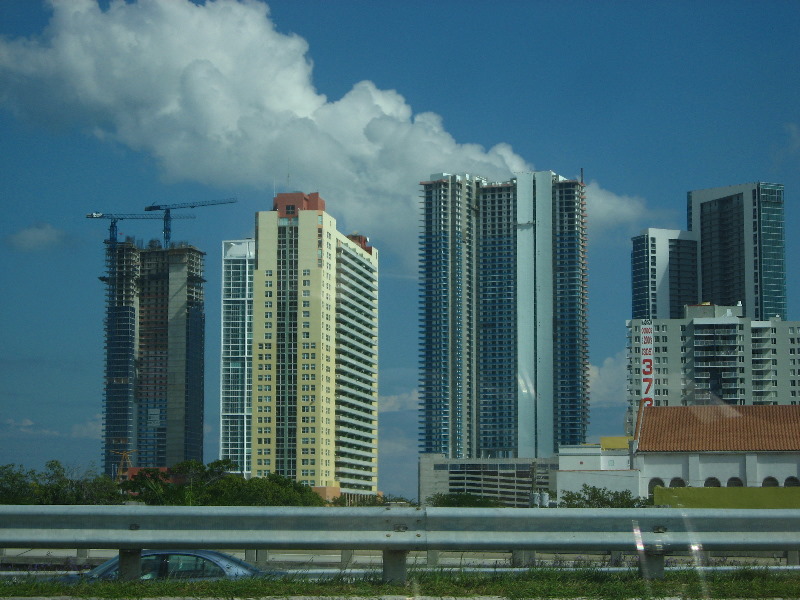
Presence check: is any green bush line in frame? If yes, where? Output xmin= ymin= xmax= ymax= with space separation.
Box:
xmin=3 ymin=567 xmax=799 ymax=599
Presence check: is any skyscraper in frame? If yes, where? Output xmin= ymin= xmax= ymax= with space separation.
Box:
xmin=631 ymin=228 xmax=698 ymax=319
xmin=418 ymin=171 xmax=589 ymax=462
xmin=688 ymin=182 xmax=786 ymax=321
xmin=220 ymin=239 xmax=255 ymax=476
xmin=631 ymin=182 xmax=786 ymax=321
xmin=243 ymin=192 xmax=379 ymax=498
xmin=101 ymin=239 xmax=205 ymax=477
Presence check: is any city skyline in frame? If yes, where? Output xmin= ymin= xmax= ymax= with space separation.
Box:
xmin=1 ymin=0 xmax=798 ymax=499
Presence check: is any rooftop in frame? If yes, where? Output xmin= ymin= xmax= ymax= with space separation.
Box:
xmin=637 ymin=405 xmax=800 ymax=452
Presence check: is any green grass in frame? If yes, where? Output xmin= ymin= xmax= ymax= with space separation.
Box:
xmin=3 ymin=567 xmax=799 ymax=598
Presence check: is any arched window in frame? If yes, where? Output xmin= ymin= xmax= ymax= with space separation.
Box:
xmin=704 ymin=477 xmax=721 ymax=487
xmin=669 ymin=477 xmax=686 ymax=487
xmin=785 ymin=477 xmax=800 ymax=487
xmin=648 ymin=478 xmax=665 ymax=495
xmin=727 ymin=477 xmax=744 ymax=487
xmin=762 ymin=476 xmax=779 ymax=487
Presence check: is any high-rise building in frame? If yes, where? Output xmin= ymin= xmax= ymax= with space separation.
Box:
xmin=220 ymin=239 xmax=255 ymax=476
xmin=243 ymin=192 xmax=379 ymax=498
xmin=625 ymin=303 xmax=800 ymax=434
xmin=631 ymin=228 xmax=698 ymax=320
xmin=101 ymin=239 xmax=205 ymax=477
xmin=418 ymin=171 xmax=589 ymax=463
xmin=687 ymin=182 xmax=786 ymax=321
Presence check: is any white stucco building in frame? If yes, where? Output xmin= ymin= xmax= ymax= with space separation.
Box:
xmin=557 ymin=405 xmax=800 ymax=500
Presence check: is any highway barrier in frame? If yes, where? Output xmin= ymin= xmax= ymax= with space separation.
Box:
xmin=2 ymin=505 xmax=799 ymax=582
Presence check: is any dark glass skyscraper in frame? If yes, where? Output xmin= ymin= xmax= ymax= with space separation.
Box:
xmin=419 ymin=171 xmax=589 ymax=460
xmin=688 ymin=182 xmax=786 ymax=321
xmin=101 ymin=239 xmax=205 ymax=477
xmin=631 ymin=182 xmax=785 ymax=322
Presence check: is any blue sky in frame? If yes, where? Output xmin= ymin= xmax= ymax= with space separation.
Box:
xmin=1 ymin=0 xmax=798 ymax=500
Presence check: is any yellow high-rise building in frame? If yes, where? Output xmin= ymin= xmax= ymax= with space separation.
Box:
xmin=250 ymin=192 xmax=379 ymax=499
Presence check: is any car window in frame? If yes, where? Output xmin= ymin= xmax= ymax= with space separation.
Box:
xmin=94 ymin=554 xmax=162 ymax=580
xmin=165 ymin=554 xmax=225 ymax=579
xmin=140 ymin=555 xmax=162 ymax=579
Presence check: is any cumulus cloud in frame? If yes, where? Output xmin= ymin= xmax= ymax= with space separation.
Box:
xmin=5 ymin=223 xmax=68 ymax=251
xmin=0 ymin=0 xmax=529 ymax=266
xmin=583 ymin=180 xmax=654 ymax=244
xmin=379 ymin=388 xmax=419 ymax=413
xmin=588 ymin=350 xmax=628 ymax=408
xmin=0 ymin=0 xmax=657 ymax=274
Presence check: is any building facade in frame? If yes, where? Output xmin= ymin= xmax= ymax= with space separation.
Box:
xmin=102 ymin=239 xmax=205 ymax=477
xmin=688 ymin=182 xmax=786 ymax=321
xmin=556 ymin=405 xmax=800 ymax=501
xmin=219 ymin=239 xmax=255 ymax=476
xmin=634 ymin=404 xmax=800 ymax=495
xmin=626 ymin=304 xmax=800 ymax=434
xmin=419 ymin=171 xmax=589 ymax=465
xmin=419 ymin=453 xmax=557 ymax=507
xmin=631 ymin=228 xmax=698 ymax=319
xmin=245 ymin=192 xmax=379 ymax=498
xmin=632 ymin=182 xmax=786 ymax=322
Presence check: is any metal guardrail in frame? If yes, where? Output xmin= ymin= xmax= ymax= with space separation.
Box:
xmin=2 ymin=505 xmax=799 ymax=582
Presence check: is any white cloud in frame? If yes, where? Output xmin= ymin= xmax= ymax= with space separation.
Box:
xmin=583 ymin=181 xmax=653 ymax=244
xmin=70 ymin=414 xmax=102 ymax=439
xmin=0 ymin=0 xmax=529 ymax=265
xmin=5 ymin=223 xmax=68 ymax=251
xmin=588 ymin=350 xmax=628 ymax=408
xmin=1 ymin=417 xmax=61 ymax=437
xmin=0 ymin=0 xmax=668 ymax=276
xmin=379 ymin=388 xmax=418 ymax=413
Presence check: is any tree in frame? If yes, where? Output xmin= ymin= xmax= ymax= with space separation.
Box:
xmin=425 ymin=492 xmax=504 ymax=507
xmin=32 ymin=461 xmax=121 ymax=505
xmin=121 ymin=461 xmax=326 ymax=506
xmin=0 ymin=464 xmax=36 ymax=504
xmin=558 ymin=484 xmax=649 ymax=508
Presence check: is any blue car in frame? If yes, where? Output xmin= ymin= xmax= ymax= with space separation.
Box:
xmin=63 ymin=549 xmax=271 ymax=581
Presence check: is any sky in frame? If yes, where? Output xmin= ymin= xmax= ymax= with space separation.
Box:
xmin=1 ymin=0 xmax=798 ymax=500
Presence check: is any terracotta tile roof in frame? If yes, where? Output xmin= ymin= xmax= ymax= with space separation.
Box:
xmin=636 ymin=405 xmax=800 ymax=452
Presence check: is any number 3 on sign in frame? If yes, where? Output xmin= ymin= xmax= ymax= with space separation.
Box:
xmin=642 ymin=358 xmax=653 ymax=375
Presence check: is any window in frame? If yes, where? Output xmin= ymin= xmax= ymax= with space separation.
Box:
xmin=165 ymin=554 xmax=225 ymax=579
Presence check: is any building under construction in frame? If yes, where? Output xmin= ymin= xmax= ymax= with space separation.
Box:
xmin=101 ymin=237 xmax=205 ymax=478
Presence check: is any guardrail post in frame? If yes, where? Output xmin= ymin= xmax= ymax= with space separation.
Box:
xmin=341 ymin=549 xmax=354 ymax=566
xmin=118 ymin=549 xmax=141 ymax=581
xmin=382 ymin=549 xmax=408 ymax=584
xmin=638 ymin=549 xmax=664 ymax=580
xmin=787 ymin=550 xmax=799 ymax=566
xmin=245 ymin=549 xmax=269 ymax=565
xmin=512 ymin=550 xmax=536 ymax=567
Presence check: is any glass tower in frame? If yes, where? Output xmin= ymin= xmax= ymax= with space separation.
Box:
xmin=220 ymin=239 xmax=255 ymax=476
xmin=419 ymin=171 xmax=589 ymax=460
xmin=688 ymin=182 xmax=786 ymax=321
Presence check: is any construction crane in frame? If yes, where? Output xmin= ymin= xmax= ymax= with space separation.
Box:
xmin=86 ymin=212 xmax=195 ymax=246
xmin=144 ymin=197 xmax=237 ymax=248
xmin=110 ymin=449 xmax=136 ymax=484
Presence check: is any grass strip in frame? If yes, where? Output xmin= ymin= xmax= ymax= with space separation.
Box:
xmin=2 ymin=566 xmax=798 ymax=599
